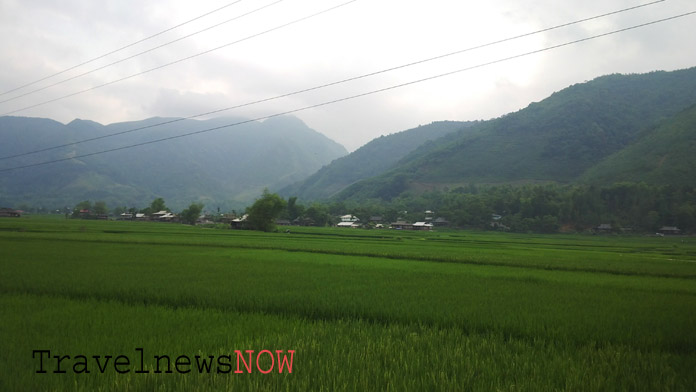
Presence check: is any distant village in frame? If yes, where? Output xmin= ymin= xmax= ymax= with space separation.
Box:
xmin=0 ymin=206 xmax=685 ymax=235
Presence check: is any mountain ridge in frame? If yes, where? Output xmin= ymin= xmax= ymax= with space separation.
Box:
xmin=332 ymin=67 xmax=696 ymax=201
xmin=0 ymin=115 xmax=347 ymax=210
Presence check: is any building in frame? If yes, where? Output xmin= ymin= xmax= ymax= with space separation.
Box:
xmin=412 ymin=222 xmax=434 ymax=231
xmin=390 ymin=220 xmax=413 ymax=230
xmin=230 ymin=214 xmax=248 ymax=229
xmin=658 ymin=226 xmax=681 ymax=235
xmin=432 ymin=217 xmax=449 ymax=227
xmin=0 ymin=207 xmax=21 ymax=217
xmin=292 ymin=217 xmax=316 ymax=226
xmin=595 ymin=223 xmax=612 ymax=233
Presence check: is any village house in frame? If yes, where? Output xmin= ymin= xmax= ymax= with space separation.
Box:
xmin=369 ymin=216 xmax=383 ymax=224
xmin=151 ymin=210 xmax=176 ymax=222
xmin=432 ymin=217 xmax=450 ymax=227
xmin=292 ymin=216 xmax=315 ymax=226
xmin=594 ymin=223 xmax=613 ymax=233
xmin=658 ymin=226 xmax=681 ymax=235
xmin=412 ymin=222 xmax=434 ymax=231
xmin=230 ymin=214 xmax=248 ymax=229
xmin=390 ymin=220 xmax=413 ymax=230
xmin=0 ymin=207 xmax=21 ymax=217
xmin=337 ymin=214 xmax=361 ymax=228
xmin=275 ymin=219 xmax=291 ymax=226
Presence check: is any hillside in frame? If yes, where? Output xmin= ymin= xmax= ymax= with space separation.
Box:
xmin=278 ymin=121 xmax=472 ymax=201
xmin=581 ymin=104 xmax=696 ymax=186
xmin=0 ymin=115 xmax=347 ymax=210
xmin=336 ymin=67 xmax=696 ymax=201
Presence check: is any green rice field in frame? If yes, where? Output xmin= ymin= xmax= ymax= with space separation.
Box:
xmin=1 ymin=215 xmax=695 ymax=391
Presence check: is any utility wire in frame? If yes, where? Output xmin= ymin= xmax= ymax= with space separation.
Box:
xmin=2 ymin=10 xmax=693 ymax=173
xmin=0 ymin=0 xmax=667 ymax=161
xmin=0 ymin=0 xmax=359 ymax=117
xmin=0 ymin=0 xmax=246 ymax=98
xmin=0 ymin=0 xmax=284 ymax=105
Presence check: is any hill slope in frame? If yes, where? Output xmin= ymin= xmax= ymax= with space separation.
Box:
xmin=278 ymin=121 xmax=472 ymax=201
xmin=0 ymin=115 xmax=347 ymax=210
xmin=336 ymin=67 xmax=696 ymax=201
xmin=581 ymin=104 xmax=696 ymax=186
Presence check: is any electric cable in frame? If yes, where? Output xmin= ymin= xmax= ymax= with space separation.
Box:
xmin=0 ymin=0 xmax=668 ymax=161
xmin=0 ymin=0 xmax=284 ymax=105
xmin=0 ymin=0 xmax=246 ymax=97
xmin=2 ymin=9 xmax=692 ymax=173
xmin=0 ymin=0 xmax=359 ymax=117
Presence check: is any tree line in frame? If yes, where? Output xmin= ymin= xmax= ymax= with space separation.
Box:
xmin=27 ymin=182 xmax=696 ymax=234
xmin=281 ymin=182 xmax=696 ymax=233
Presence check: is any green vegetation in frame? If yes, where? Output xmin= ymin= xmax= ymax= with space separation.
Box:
xmin=582 ymin=104 xmax=696 ymax=185
xmin=280 ymin=121 xmax=472 ymax=200
xmin=283 ymin=182 xmax=696 ymax=233
xmin=179 ymin=202 xmax=204 ymax=225
xmin=336 ymin=67 xmax=696 ymax=201
xmin=0 ymin=115 xmax=347 ymax=211
xmin=1 ymin=216 xmax=695 ymax=390
xmin=246 ymin=190 xmax=286 ymax=232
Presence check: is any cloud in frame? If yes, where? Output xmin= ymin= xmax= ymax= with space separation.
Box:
xmin=1 ymin=0 xmax=694 ymax=151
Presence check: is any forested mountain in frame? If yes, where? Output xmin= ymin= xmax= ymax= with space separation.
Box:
xmin=0 ymin=115 xmax=346 ymax=210
xmin=279 ymin=121 xmax=472 ymax=200
xmin=334 ymin=67 xmax=696 ymax=201
xmin=581 ymin=103 xmax=696 ymax=186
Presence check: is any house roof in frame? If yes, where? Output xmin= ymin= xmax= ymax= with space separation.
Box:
xmin=659 ymin=226 xmax=680 ymax=231
xmin=413 ymin=222 xmax=433 ymax=227
xmin=337 ymin=222 xmax=359 ymax=227
xmin=232 ymin=214 xmax=248 ymax=223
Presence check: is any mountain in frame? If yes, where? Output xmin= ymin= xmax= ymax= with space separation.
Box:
xmin=278 ymin=121 xmax=473 ymax=201
xmin=0 ymin=115 xmax=347 ymax=210
xmin=581 ymin=103 xmax=696 ymax=186
xmin=334 ymin=67 xmax=696 ymax=201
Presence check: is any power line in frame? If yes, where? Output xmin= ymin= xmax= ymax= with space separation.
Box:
xmin=0 ymin=0 xmax=246 ymax=98
xmin=0 ymin=0 xmax=284 ymax=105
xmin=0 ymin=0 xmax=668 ymax=161
xmin=0 ymin=0 xmax=359 ymax=117
xmin=2 ymin=10 xmax=693 ymax=173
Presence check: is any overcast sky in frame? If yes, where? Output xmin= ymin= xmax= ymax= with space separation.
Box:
xmin=1 ymin=0 xmax=695 ymax=151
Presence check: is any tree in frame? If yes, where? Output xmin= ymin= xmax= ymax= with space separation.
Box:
xmin=304 ymin=202 xmax=330 ymax=227
xmin=246 ymin=190 xmax=286 ymax=232
xmin=150 ymin=197 xmax=168 ymax=213
xmin=72 ymin=200 xmax=92 ymax=217
xmin=180 ymin=203 xmax=204 ymax=225
xmin=285 ymin=196 xmax=304 ymax=221
xmin=93 ymin=201 xmax=108 ymax=215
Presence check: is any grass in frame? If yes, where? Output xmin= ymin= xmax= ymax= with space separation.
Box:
xmin=1 ymin=215 xmax=695 ymax=390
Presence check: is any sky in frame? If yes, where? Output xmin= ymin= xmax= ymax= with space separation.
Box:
xmin=1 ymin=0 xmax=695 ymax=151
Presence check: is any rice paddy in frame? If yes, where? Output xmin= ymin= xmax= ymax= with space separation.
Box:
xmin=1 ymin=216 xmax=695 ymax=390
